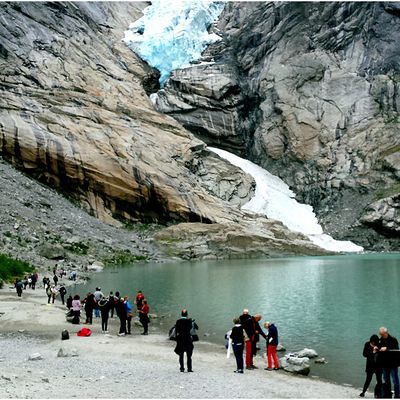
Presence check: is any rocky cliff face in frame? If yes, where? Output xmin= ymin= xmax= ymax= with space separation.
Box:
xmin=156 ymin=2 xmax=400 ymax=250
xmin=0 ymin=2 xmax=329 ymax=261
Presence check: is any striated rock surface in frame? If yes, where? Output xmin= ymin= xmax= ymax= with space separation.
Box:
xmin=157 ymin=2 xmax=400 ymax=250
xmin=0 ymin=2 xmax=331 ymax=260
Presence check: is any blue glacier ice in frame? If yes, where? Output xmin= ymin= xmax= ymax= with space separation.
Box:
xmin=123 ymin=1 xmax=225 ymax=87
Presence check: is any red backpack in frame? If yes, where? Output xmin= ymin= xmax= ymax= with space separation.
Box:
xmin=77 ymin=327 xmax=92 ymax=337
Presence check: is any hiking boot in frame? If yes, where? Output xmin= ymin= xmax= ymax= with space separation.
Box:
xmin=237 ymin=370 xmax=244 ymax=374
xmin=188 ymin=370 xmax=193 ymax=373
xmin=359 ymin=393 xmax=365 ymax=398
xmin=245 ymin=366 xmax=253 ymax=370
xmin=251 ymin=365 xmax=258 ymax=369
xmin=180 ymin=368 xmax=185 ymax=372
xmin=118 ymin=333 xmax=125 ymax=336
xmin=265 ymin=368 xmax=273 ymax=371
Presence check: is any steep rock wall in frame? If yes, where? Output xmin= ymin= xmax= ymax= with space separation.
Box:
xmin=156 ymin=2 xmax=400 ymax=250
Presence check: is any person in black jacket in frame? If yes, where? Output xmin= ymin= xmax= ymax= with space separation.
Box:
xmin=379 ymin=327 xmax=400 ymax=399
xmin=59 ymin=285 xmax=67 ymax=305
xmin=174 ymin=309 xmax=196 ymax=372
xmin=360 ymin=334 xmax=382 ymax=398
xmin=230 ymin=318 xmax=245 ymax=373
xmin=116 ymin=297 xmax=127 ymax=336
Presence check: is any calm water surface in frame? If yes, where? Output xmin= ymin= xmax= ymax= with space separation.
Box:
xmin=77 ymin=253 xmax=400 ymax=388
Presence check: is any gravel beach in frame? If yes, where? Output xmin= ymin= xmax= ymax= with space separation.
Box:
xmin=0 ymin=286 xmax=363 ymax=399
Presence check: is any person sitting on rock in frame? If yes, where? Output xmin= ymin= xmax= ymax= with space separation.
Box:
xmin=264 ymin=321 xmax=280 ymax=371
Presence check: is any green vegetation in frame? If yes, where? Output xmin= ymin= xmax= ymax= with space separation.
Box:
xmin=0 ymin=254 xmax=34 ymax=288
xmin=102 ymin=250 xmax=148 ymax=266
xmin=64 ymin=242 xmax=89 ymax=255
xmin=375 ymin=183 xmax=400 ymax=200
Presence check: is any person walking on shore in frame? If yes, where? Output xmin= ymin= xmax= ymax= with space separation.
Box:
xmin=116 ymin=297 xmax=127 ymax=336
xmin=53 ymin=274 xmax=58 ymax=286
xmin=59 ymin=285 xmax=67 ymax=305
xmin=360 ymin=334 xmax=383 ymax=398
xmin=15 ymin=279 xmax=23 ymax=297
xmin=98 ymin=297 xmax=110 ymax=333
xmin=379 ymin=327 xmax=399 ymax=398
xmin=174 ymin=309 xmax=195 ymax=373
xmin=31 ymin=272 xmax=37 ymax=290
xmin=124 ymin=296 xmax=133 ymax=335
xmin=71 ymin=295 xmax=81 ymax=324
xmin=230 ymin=317 xmax=245 ymax=373
xmin=264 ymin=322 xmax=280 ymax=371
xmin=139 ymin=299 xmax=150 ymax=335
xmin=46 ymin=285 xmax=53 ymax=304
xmin=93 ymin=287 xmax=103 ymax=318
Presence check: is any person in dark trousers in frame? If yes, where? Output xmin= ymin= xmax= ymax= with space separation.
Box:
xmin=53 ymin=274 xmax=58 ymax=286
xmin=84 ymin=292 xmax=96 ymax=324
xmin=31 ymin=273 xmax=37 ymax=290
xmin=360 ymin=334 xmax=383 ymax=398
xmin=265 ymin=321 xmax=280 ymax=371
xmin=15 ymin=279 xmax=23 ymax=297
xmin=116 ymin=297 xmax=127 ymax=336
xmin=23 ymin=276 xmax=28 ymax=290
xmin=71 ymin=295 xmax=81 ymax=324
xmin=379 ymin=327 xmax=400 ymax=399
xmin=124 ymin=296 xmax=133 ymax=334
xmin=98 ymin=297 xmax=110 ymax=333
xmin=66 ymin=295 xmax=73 ymax=310
xmin=174 ymin=309 xmax=196 ymax=373
xmin=108 ymin=291 xmax=115 ymax=318
xmin=59 ymin=285 xmax=67 ymax=305
xmin=230 ymin=317 xmax=245 ymax=373
xmin=139 ymin=299 xmax=150 ymax=335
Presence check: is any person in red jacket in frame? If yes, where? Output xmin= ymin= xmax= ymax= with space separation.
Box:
xmin=136 ymin=290 xmax=145 ymax=311
xmin=139 ymin=299 xmax=150 ymax=335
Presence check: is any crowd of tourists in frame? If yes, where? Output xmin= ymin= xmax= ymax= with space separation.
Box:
xmin=360 ymin=327 xmax=400 ymax=399
xmin=66 ymin=288 xmax=150 ymax=336
xmin=170 ymin=308 xmax=278 ymax=374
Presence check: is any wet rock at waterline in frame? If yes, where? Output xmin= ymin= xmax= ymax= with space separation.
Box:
xmin=280 ymin=356 xmax=311 ymax=376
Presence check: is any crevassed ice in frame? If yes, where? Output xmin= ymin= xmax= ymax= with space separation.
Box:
xmin=209 ymin=147 xmax=363 ymax=253
xmin=123 ymin=0 xmax=225 ymax=86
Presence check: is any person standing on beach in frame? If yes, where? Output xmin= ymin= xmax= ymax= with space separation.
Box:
xmin=136 ymin=290 xmax=145 ymax=311
xmin=71 ymin=295 xmax=81 ymax=324
xmin=139 ymin=299 xmax=150 ymax=335
xmin=59 ymin=285 xmax=67 ymax=305
xmin=174 ymin=309 xmax=195 ymax=373
xmin=108 ymin=291 xmax=115 ymax=318
xmin=66 ymin=295 xmax=73 ymax=310
xmin=53 ymin=274 xmax=58 ymax=286
xmin=116 ymin=297 xmax=127 ymax=336
xmin=239 ymin=309 xmax=254 ymax=369
xmin=230 ymin=317 xmax=245 ymax=373
xmin=84 ymin=292 xmax=96 ymax=324
xmin=264 ymin=321 xmax=280 ymax=371
xmin=124 ymin=296 xmax=133 ymax=335
xmin=379 ymin=327 xmax=399 ymax=398
xmin=93 ymin=287 xmax=103 ymax=318
xmin=360 ymin=334 xmax=383 ymax=398
xmin=98 ymin=297 xmax=110 ymax=333
xmin=31 ymin=272 xmax=37 ymax=290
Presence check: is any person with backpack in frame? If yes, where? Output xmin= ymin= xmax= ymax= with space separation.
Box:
xmin=59 ymin=285 xmax=67 ymax=305
xmin=264 ymin=321 xmax=280 ymax=371
xmin=98 ymin=297 xmax=110 ymax=333
xmin=360 ymin=334 xmax=383 ymax=398
xmin=124 ymin=296 xmax=133 ymax=334
xmin=230 ymin=317 xmax=245 ymax=374
xmin=139 ymin=299 xmax=150 ymax=335
xmin=174 ymin=309 xmax=196 ymax=373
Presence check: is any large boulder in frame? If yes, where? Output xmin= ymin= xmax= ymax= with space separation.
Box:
xmin=280 ymin=355 xmax=310 ymax=376
xmin=38 ymin=243 xmax=66 ymax=260
xmin=297 ymin=348 xmax=319 ymax=359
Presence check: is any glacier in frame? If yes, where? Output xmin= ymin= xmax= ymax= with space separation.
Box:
xmin=209 ymin=147 xmax=363 ymax=253
xmin=123 ymin=1 xmax=225 ymax=86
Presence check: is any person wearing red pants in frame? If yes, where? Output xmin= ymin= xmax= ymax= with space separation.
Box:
xmin=264 ymin=321 xmax=280 ymax=370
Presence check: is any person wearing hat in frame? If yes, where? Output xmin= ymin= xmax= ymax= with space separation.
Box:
xmin=174 ymin=309 xmax=195 ymax=372
xmin=230 ymin=317 xmax=245 ymax=373
xmin=360 ymin=334 xmax=382 ymax=398
xmin=264 ymin=321 xmax=279 ymax=371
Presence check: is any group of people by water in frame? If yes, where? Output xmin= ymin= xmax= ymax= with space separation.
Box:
xmin=361 ymin=327 xmax=400 ymax=398
xmin=67 ymin=288 xmax=150 ymax=336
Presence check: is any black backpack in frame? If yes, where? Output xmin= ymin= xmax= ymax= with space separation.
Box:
xmin=61 ymin=329 xmax=70 ymax=341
